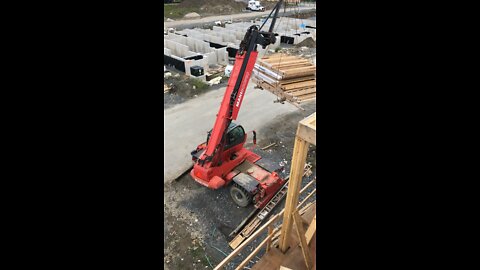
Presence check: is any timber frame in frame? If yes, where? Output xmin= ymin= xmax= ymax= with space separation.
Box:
xmin=279 ymin=112 xmax=316 ymax=253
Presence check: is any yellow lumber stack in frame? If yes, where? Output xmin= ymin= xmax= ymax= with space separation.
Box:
xmin=253 ymin=54 xmax=316 ymax=105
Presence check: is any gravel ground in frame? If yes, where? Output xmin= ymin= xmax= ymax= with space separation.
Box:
xmin=164 ymin=102 xmax=316 ymax=270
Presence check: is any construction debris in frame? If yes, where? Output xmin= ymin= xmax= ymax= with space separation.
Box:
xmin=261 ymin=142 xmax=277 ymax=150
xmin=164 ymin=83 xmax=172 ymax=93
xmin=184 ymin=12 xmax=201 ymax=19
xmin=252 ymin=53 xmax=316 ymax=105
xmin=295 ymin=37 xmax=316 ymax=48
xmin=207 ymin=76 xmax=222 ymax=86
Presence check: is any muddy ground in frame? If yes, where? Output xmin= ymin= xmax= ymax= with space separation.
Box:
xmin=164 ymin=102 xmax=317 ymax=270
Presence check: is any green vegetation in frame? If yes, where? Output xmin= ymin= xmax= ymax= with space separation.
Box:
xmin=187 ymin=78 xmax=209 ymax=90
xmin=164 ymin=4 xmax=198 ymax=19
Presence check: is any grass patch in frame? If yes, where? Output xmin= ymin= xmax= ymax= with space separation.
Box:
xmin=164 ymin=4 xmax=198 ymax=19
xmin=187 ymin=78 xmax=209 ymax=90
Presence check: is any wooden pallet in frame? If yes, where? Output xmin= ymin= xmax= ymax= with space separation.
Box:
xmin=253 ymin=54 xmax=316 ymax=105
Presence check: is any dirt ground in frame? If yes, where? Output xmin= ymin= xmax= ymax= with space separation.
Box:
xmin=164 ymin=102 xmax=316 ymax=270
xmin=164 ymin=71 xmax=229 ymax=110
xmin=164 ymin=7 xmax=316 ymax=30
xmin=163 ymin=16 xmax=317 ymax=268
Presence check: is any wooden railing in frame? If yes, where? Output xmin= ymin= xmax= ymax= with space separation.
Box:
xmin=213 ymin=178 xmax=316 ymax=270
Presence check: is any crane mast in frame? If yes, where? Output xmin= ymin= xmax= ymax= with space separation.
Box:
xmin=197 ymin=0 xmax=283 ymax=167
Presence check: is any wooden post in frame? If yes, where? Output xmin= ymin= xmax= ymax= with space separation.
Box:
xmin=293 ymin=211 xmax=313 ymax=270
xmin=279 ymin=136 xmax=310 ymax=252
xmin=266 ymin=225 xmax=273 ymax=252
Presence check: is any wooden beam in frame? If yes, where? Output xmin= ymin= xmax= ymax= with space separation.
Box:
xmin=266 ymin=225 xmax=273 ymax=252
xmin=282 ymin=80 xmax=316 ymax=90
xmin=294 ymin=92 xmax=317 ymax=101
xmin=214 ymin=212 xmax=282 ymax=269
xmin=297 ymin=188 xmax=316 ymax=210
xmin=297 ymin=113 xmax=316 ymax=145
xmin=299 ymin=202 xmax=315 ymax=216
xmin=305 ymin=214 xmax=316 ymax=245
xmin=287 ymin=88 xmax=316 ymax=97
xmin=293 ymin=211 xmax=313 ymax=270
xmin=299 ymin=178 xmax=316 ymax=194
xmin=234 ymin=228 xmax=279 ymax=270
xmin=279 ymin=135 xmax=310 ymax=252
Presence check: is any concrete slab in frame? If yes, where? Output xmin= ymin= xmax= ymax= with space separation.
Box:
xmin=163 ymin=82 xmax=298 ymax=183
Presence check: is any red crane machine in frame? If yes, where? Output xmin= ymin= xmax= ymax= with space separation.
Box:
xmin=190 ymin=0 xmax=286 ymax=209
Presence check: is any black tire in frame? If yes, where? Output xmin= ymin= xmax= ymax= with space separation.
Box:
xmin=230 ymin=184 xmax=252 ymax=208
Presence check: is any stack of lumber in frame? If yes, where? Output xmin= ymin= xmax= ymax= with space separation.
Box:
xmin=205 ymin=65 xmax=225 ymax=81
xmin=252 ymin=54 xmax=316 ymax=105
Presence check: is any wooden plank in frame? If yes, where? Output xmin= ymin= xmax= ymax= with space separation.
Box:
xmin=213 ymin=211 xmax=283 ymax=270
xmin=268 ymin=60 xmax=311 ymax=68
xmin=275 ymin=64 xmax=313 ymax=72
xmin=254 ymin=69 xmax=315 ymax=86
xmin=279 ymin=65 xmax=315 ymax=71
xmin=282 ymin=81 xmax=316 ymax=90
xmin=251 ymin=219 xmax=309 ymax=270
xmin=297 ymin=189 xmax=316 ymax=210
xmin=294 ymin=92 xmax=317 ymax=101
xmin=275 ymin=62 xmax=313 ymax=68
xmin=229 ymin=218 xmax=262 ymax=249
xmin=260 ymin=59 xmax=311 ymax=69
xmin=283 ymin=71 xmax=316 ymax=79
xmin=250 ymin=246 xmax=285 ymax=270
xmin=262 ymin=56 xmax=300 ymax=64
xmin=296 ymin=113 xmax=316 ymax=145
xmin=280 ymin=68 xmax=316 ymax=76
xmin=287 ymin=88 xmax=316 ymax=97
xmin=229 ymin=235 xmax=245 ymax=250
xmin=299 ymin=202 xmax=315 ymax=216
xmin=297 ymin=97 xmax=316 ymax=104
xmin=266 ymin=225 xmax=274 ymax=252
xmin=293 ymin=211 xmax=313 ymax=270
xmin=235 ymin=228 xmax=279 ymax=270
xmin=305 ymin=214 xmax=316 ymax=245
xmin=279 ymin=136 xmax=310 ymax=252
xmin=278 ymin=76 xmax=316 ymax=85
